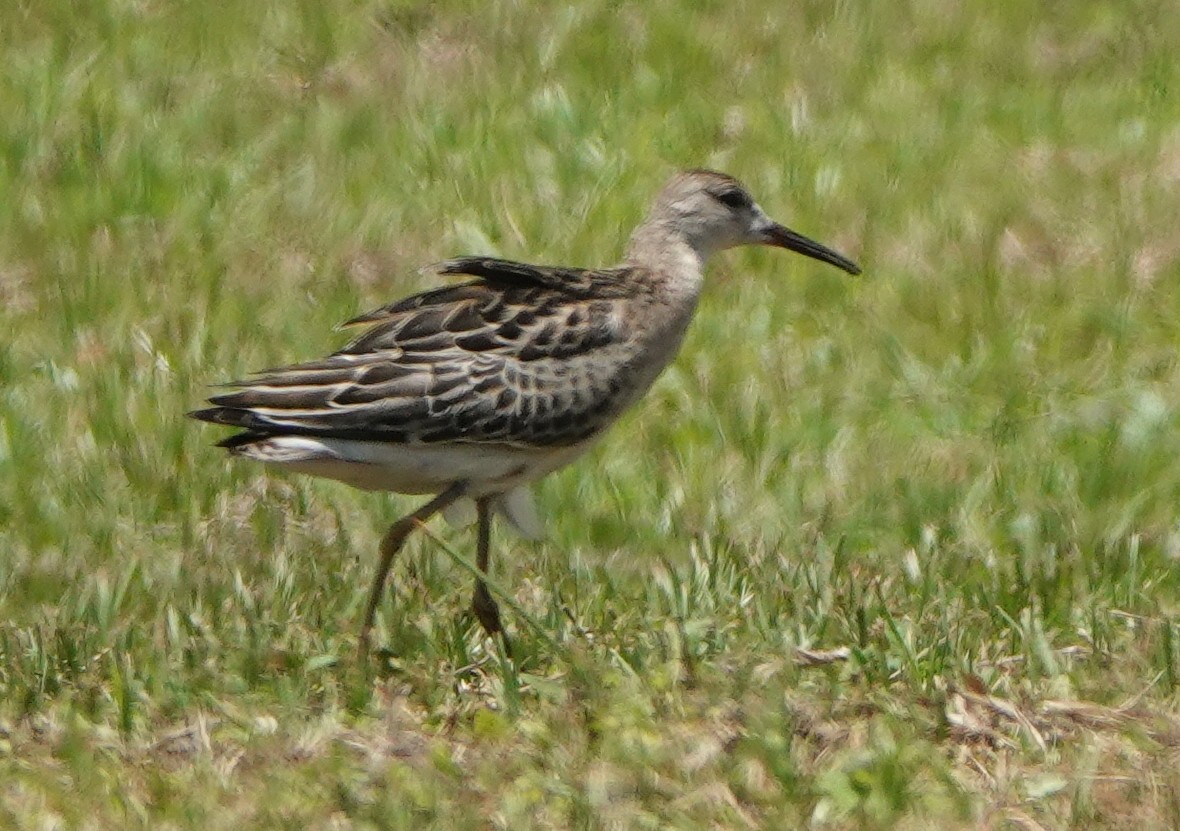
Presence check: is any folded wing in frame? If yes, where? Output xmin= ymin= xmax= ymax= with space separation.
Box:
xmin=191 ymin=260 xmax=639 ymax=448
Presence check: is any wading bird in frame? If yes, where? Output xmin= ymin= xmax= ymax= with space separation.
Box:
xmin=191 ymin=170 xmax=861 ymax=655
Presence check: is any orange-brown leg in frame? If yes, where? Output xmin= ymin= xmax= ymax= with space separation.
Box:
xmin=359 ymin=482 xmax=466 ymax=655
xmin=471 ymin=498 xmax=512 ymax=655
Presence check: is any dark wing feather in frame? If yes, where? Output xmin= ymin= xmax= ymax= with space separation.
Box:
xmin=435 ymin=256 xmax=609 ymax=293
xmin=191 ymin=264 xmax=641 ymax=448
xmin=341 ymin=257 xmax=630 ymax=327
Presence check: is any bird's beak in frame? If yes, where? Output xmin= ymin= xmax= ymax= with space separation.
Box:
xmin=762 ymin=222 xmax=861 ymax=275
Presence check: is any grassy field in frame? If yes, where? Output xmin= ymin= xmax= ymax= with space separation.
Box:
xmin=3 ymin=0 xmax=1180 ymax=827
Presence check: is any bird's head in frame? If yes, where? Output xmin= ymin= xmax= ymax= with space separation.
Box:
xmin=650 ymin=169 xmax=861 ymax=275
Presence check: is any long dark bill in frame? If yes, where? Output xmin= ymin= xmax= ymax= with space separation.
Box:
xmin=765 ymin=223 xmax=862 ymax=276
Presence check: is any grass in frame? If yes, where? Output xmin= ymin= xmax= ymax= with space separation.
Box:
xmin=3 ymin=0 xmax=1180 ymax=827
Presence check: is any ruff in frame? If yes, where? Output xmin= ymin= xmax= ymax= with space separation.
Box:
xmin=191 ymin=169 xmax=861 ymax=655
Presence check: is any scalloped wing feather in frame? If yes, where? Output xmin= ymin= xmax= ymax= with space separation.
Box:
xmin=192 ymin=263 xmax=643 ymax=448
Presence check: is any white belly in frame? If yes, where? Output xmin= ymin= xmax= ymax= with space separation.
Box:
xmin=233 ymin=435 xmax=593 ymax=497
xmin=231 ymin=435 xmax=599 ymax=539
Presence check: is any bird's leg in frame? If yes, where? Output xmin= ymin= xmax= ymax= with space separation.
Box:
xmin=359 ymin=482 xmax=466 ymax=655
xmin=472 ymin=498 xmax=512 ymax=655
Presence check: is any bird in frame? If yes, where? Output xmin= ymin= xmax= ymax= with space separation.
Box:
xmin=190 ymin=169 xmax=861 ymax=656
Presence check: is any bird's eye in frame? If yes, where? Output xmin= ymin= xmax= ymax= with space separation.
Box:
xmin=714 ymin=189 xmax=751 ymax=210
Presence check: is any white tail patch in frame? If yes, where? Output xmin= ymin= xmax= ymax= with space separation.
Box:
xmin=232 ymin=436 xmax=330 ymax=463
xmin=494 ymin=486 xmax=545 ymax=540
xmin=440 ymin=488 xmax=545 ymax=541
xmin=442 ymin=498 xmax=478 ymax=531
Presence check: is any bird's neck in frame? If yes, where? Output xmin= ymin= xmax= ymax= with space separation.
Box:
xmin=623 ymin=220 xmax=707 ymax=301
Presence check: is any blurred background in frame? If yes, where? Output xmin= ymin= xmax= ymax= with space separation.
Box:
xmin=3 ymin=1 xmax=1180 ymax=827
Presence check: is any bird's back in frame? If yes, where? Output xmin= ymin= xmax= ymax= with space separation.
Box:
xmin=191 ymin=257 xmax=662 ymax=450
